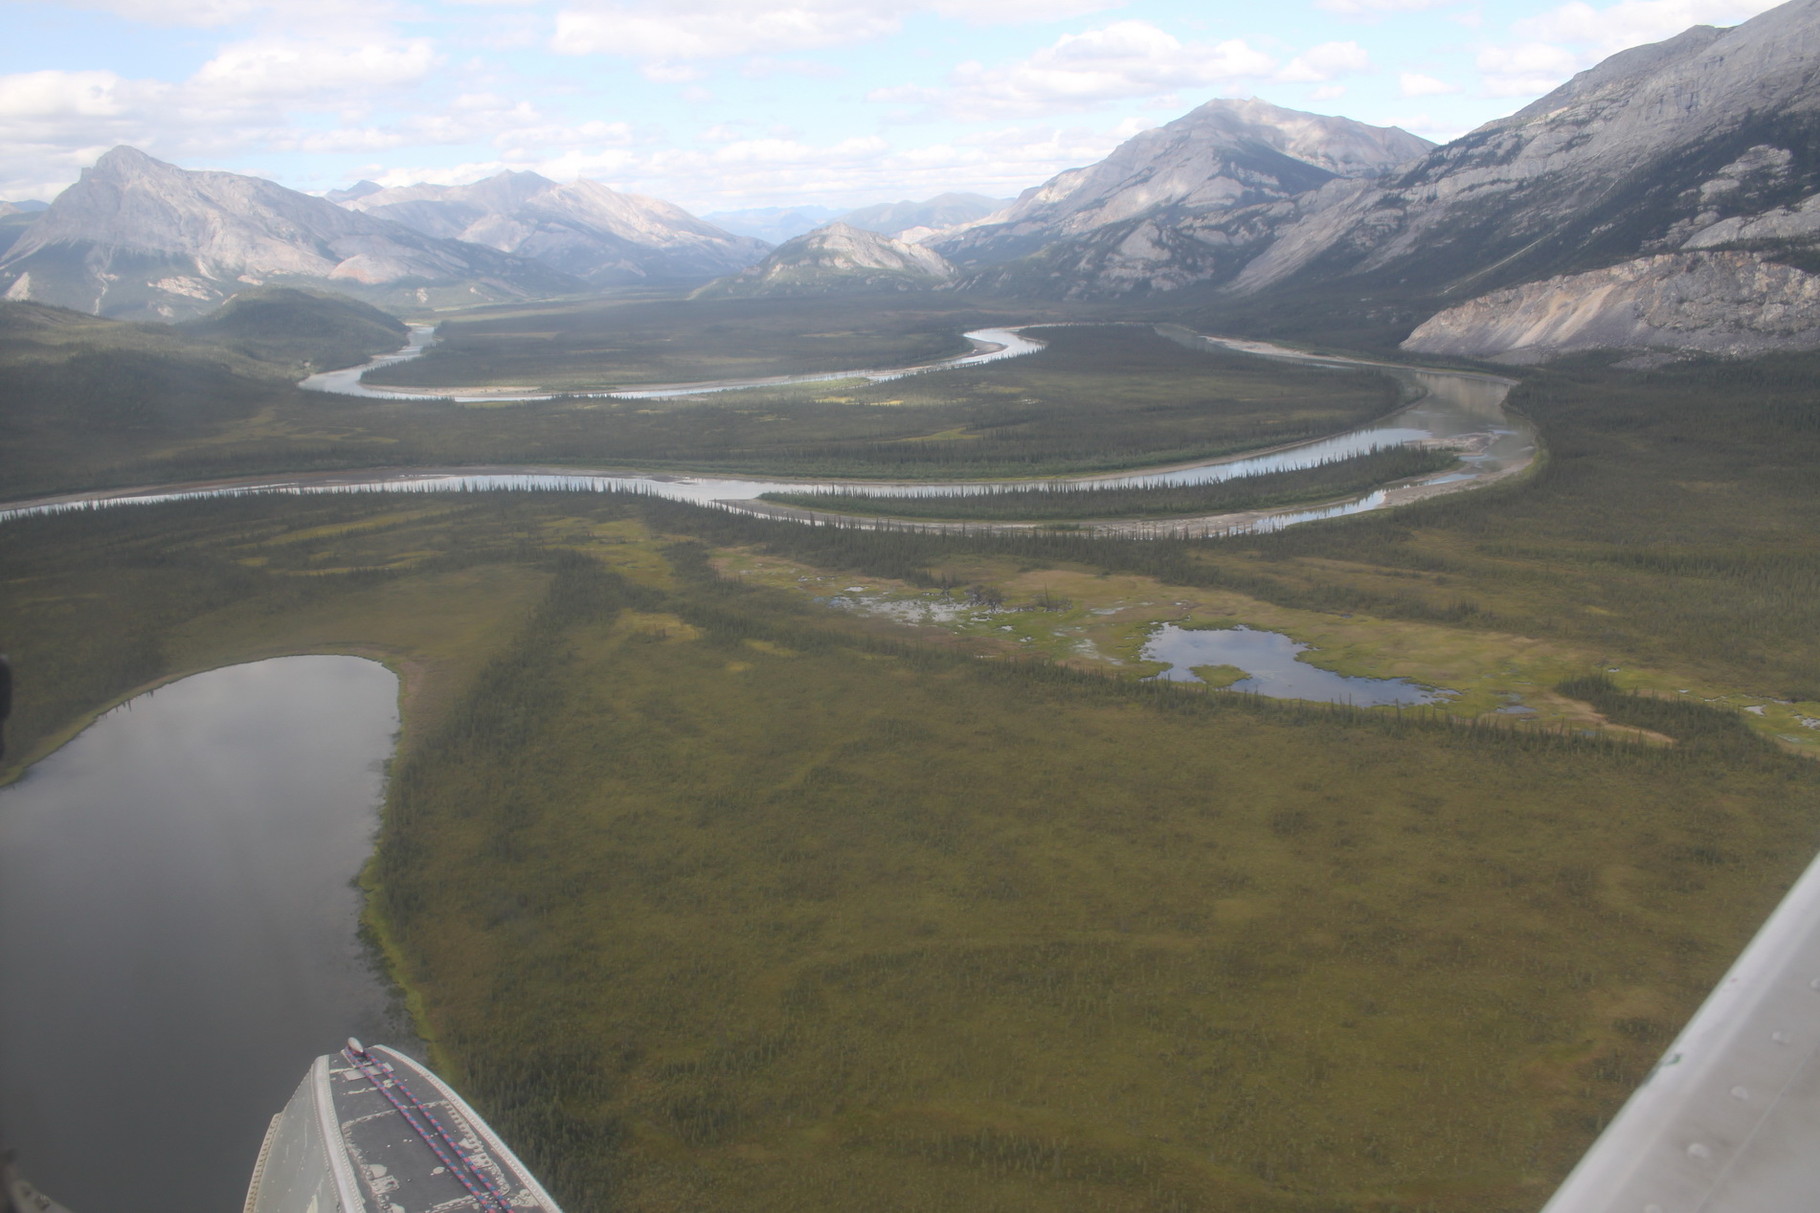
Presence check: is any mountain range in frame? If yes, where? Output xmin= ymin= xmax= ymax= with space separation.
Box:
xmin=6 ymin=0 xmax=1820 ymax=361
xmin=703 ymin=194 xmax=1007 ymax=246
xmin=0 ymin=148 xmax=585 ymax=321
xmin=338 ymin=171 xmax=767 ymax=286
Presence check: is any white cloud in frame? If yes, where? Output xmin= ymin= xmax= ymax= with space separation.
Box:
xmin=870 ymin=21 xmax=1277 ymax=118
xmin=741 ymin=57 xmax=845 ymax=80
xmin=551 ymin=2 xmax=905 ymax=59
xmin=1276 ymin=41 xmax=1371 ymax=83
xmin=710 ymin=135 xmax=889 ymax=167
xmin=1472 ymin=0 xmax=1784 ymax=101
xmin=0 ymin=70 xmax=175 ymax=197
xmin=0 ymin=70 xmax=149 ymax=121
xmin=1398 ymin=71 xmax=1459 ymax=96
xmin=191 ymin=38 xmax=439 ymax=101
xmin=550 ymin=0 xmax=1128 ymax=64
xmin=1514 ymin=0 xmax=1785 ymax=53
xmin=1475 ymin=40 xmax=1584 ymax=96
xmin=1311 ymin=84 xmax=1347 ymax=100
xmin=642 ymin=63 xmax=707 ymax=84
xmin=1380 ymin=110 xmax=1472 ymax=142
xmin=510 ymin=118 xmax=1150 ymax=211
xmin=1314 ymin=0 xmax=1455 ymax=15
xmin=38 ymin=0 xmax=269 ymax=27
xmin=45 ymin=0 xmax=413 ymax=30
xmin=925 ymin=0 xmax=1125 ymax=22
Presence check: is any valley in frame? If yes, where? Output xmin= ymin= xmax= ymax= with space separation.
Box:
xmin=2 ymin=263 xmax=1816 ymax=1213
xmin=4 ymin=4 xmax=1820 ymax=1210
xmin=1 ymin=380 xmax=1813 ymax=1208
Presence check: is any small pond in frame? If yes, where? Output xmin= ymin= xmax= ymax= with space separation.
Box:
xmin=0 ymin=656 xmax=403 ymax=1213
xmin=1142 ymin=624 xmax=1452 ymax=707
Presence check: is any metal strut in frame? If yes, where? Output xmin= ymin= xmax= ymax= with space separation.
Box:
xmin=342 ymin=1042 xmax=515 ymax=1213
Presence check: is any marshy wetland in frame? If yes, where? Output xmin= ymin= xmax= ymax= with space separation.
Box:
xmin=1 ymin=295 xmax=1818 ymax=1212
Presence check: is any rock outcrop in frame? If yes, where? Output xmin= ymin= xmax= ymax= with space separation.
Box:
xmin=1402 ymin=251 xmax=1820 ymax=362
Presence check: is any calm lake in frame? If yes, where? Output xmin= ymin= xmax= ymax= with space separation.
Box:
xmin=0 ymin=656 xmax=402 ymax=1213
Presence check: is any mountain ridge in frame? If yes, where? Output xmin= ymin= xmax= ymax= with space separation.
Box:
xmin=342 ymin=171 xmax=767 ymax=285
xmin=933 ymin=98 xmax=1432 ymax=275
xmin=1212 ymin=0 xmax=1820 ymax=356
xmin=0 ymin=147 xmax=582 ymax=321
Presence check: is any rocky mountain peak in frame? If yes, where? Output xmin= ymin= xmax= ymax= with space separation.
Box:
xmin=1167 ymin=98 xmax=1432 ymax=179
xmin=933 ymin=97 xmax=1431 ymax=270
xmin=325 ymin=180 xmax=385 ymax=204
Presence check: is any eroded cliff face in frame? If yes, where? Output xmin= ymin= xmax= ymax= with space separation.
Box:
xmin=1401 ymin=251 xmax=1820 ymax=362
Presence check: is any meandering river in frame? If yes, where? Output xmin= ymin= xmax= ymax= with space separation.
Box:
xmin=0 ymin=657 xmax=403 ymax=1213
xmin=0 ymin=327 xmax=1532 ymax=537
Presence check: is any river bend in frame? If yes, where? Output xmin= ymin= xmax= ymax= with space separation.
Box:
xmin=2 ymin=329 xmax=1531 ymax=538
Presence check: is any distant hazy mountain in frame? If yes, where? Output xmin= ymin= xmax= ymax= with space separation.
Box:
xmin=701 ymin=205 xmax=842 ymax=245
xmin=935 ymin=99 xmax=1430 ymax=285
xmin=0 ymin=147 xmax=580 ymax=321
xmin=341 ymin=171 xmax=767 ymax=286
xmin=0 ymin=203 xmax=38 ymax=257
xmin=1222 ymin=0 xmax=1820 ymax=359
xmin=325 ymin=181 xmax=384 ymax=204
xmin=837 ymin=193 xmax=1010 ymax=241
xmin=693 ymin=222 xmax=954 ymax=298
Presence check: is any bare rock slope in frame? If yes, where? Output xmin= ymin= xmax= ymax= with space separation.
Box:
xmin=1404 ymin=251 xmax=1820 ymax=362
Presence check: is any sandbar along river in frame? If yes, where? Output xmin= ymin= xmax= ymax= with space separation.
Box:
xmin=0 ymin=327 xmax=1532 ymax=537
xmin=0 ymin=656 xmax=402 ymax=1213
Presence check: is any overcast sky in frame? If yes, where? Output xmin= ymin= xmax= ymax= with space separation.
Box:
xmin=0 ymin=0 xmax=1789 ymax=212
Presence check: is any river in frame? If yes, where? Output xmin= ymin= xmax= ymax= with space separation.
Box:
xmin=0 ymin=328 xmax=1532 ymax=538
xmin=298 ymin=325 xmax=1050 ymax=402
xmin=0 ymin=657 xmax=403 ymax=1213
